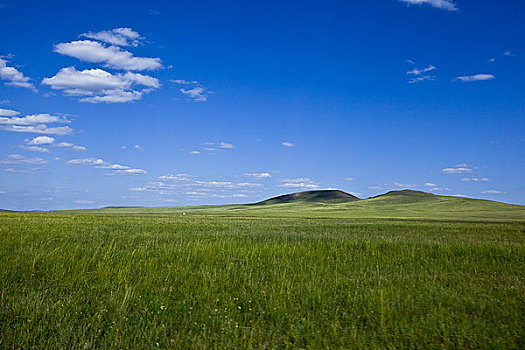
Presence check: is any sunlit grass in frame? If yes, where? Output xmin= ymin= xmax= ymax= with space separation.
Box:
xmin=1 ymin=213 xmax=524 ymax=348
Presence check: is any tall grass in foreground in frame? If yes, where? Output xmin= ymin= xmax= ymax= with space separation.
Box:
xmin=1 ymin=213 xmax=524 ymax=348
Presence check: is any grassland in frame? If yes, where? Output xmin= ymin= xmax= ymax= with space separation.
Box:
xmin=1 ymin=197 xmax=524 ymax=349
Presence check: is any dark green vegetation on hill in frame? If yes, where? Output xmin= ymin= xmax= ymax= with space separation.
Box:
xmin=1 ymin=209 xmax=525 ymax=348
xmin=258 ymin=189 xmax=359 ymax=204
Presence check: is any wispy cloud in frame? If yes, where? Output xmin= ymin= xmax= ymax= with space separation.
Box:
xmin=399 ymin=0 xmax=458 ymax=11
xmin=456 ymin=74 xmax=495 ymax=82
xmin=0 ymin=58 xmax=36 ymax=91
xmin=66 ymin=157 xmax=146 ymax=175
xmin=0 ymin=113 xmax=73 ymax=135
xmin=481 ymin=189 xmax=506 ymax=195
xmin=282 ymin=142 xmax=294 ymax=147
xmin=0 ymin=154 xmax=48 ymax=174
xmin=441 ymin=164 xmax=472 ymax=174
xmin=245 ymin=172 xmax=272 ymax=179
xmin=461 ymin=176 xmax=489 ymax=182
xmin=407 ymin=64 xmax=437 ymax=83
xmin=171 ymin=79 xmax=210 ymax=102
xmin=278 ymin=178 xmax=320 ymax=190
xmin=179 ymin=86 xmax=208 ymax=102
xmin=81 ymin=27 xmax=143 ymax=47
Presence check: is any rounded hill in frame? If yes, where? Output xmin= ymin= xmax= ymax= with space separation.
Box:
xmin=258 ymin=190 xmax=360 ymax=205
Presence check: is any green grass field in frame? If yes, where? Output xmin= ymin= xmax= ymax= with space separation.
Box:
xmin=1 ymin=194 xmax=524 ymax=348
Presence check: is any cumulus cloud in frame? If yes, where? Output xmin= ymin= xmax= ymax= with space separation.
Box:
xmin=456 ymin=74 xmax=495 ymax=82
xmin=0 ymin=113 xmax=72 ymax=135
xmin=0 ymin=108 xmax=19 ymax=116
xmin=282 ymin=142 xmax=294 ymax=147
xmin=81 ymin=27 xmax=142 ymax=47
xmin=399 ymin=0 xmax=458 ymax=11
xmin=0 ymin=58 xmax=36 ymax=90
xmin=28 ymin=136 xmax=55 ymax=145
xmin=42 ymin=67 xmax=160 ymax=103
xmin=245 ymin=172 xmax=272 ymax=179
xmin=54 ymin=40 xmax=161 ymax=71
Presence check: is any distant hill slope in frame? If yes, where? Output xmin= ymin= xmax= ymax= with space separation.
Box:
xmin=42 ymin=189 xmax=525 ymax=222
xmin=257 ymin=190 xmax=360 ymax=204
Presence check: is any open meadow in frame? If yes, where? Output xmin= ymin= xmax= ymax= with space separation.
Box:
xmin=1 ymin=202 xmax=524 ymax=348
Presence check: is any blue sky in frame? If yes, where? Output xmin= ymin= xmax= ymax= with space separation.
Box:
xmin=0 ymin=0 xmax=524 ymax=210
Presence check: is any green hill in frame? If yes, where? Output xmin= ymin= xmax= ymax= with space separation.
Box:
xmin=59 ymin=189 xmax=525 ymax=222
xmin=257 ymin=190 xmax=359 ymax=204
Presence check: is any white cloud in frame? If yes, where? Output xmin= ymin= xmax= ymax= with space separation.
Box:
xmin=481 ymin=189 xmax=506 ymax=195
xmin=0 ymin=58 xmax=36 ymax=90
xmin=407 ymin=65 xmax=436 ymax=76
xmin=22 ymin=146 xmax=50 ymax=153
xmin=0 ymin=108 xmax=19 ymax=116
xmin=407 ymin=64 xmax=437 ymax=83
xmin=278 ymin=178 xmax=320 ymax=190
xmin=0 ymin=113 xmax=69 ymax=126
xmin=245 ymin=172 xmax=272 ymax=179
xmin=105 ymin=168 xmax=147 ymax=176
xmin=456 ymin=74 xmax=495 ymax=82
xmin=159 ymin=174 xmax=196 ymax=181
xmin=441 ymin=164 xmax=472 ymax=174
xmin=282 ymin=142 xmax=294 ymax=147
xmin=54 ymin=40 xmax=161 ymax=71
xmin=344 ymin=177 xmax=355 ymax=181
xmin=408 ymin=75 xmax=436 ymax=84
xmin=28 ymin=136 xmax=55 ymax=145
xmin=96 ymin=163 xmax=130 ymax=169
xmin=0 ymin=154 xmax=48 ymax=174
xmin=134 ymin=144 xmax=143 ymax=150
xmin=67 ymin=157 xmax=145 ymax=175
xmin=67 ymin=158 xmax=106 ymax=166
xmin=42 ymin=67 xmax=160 ymax=103
xmin=189 ymin=150 xmax=200 ymax=154
xmin=81 ymin=27 xmax=142 ymax=47
xmin=170 ymin=79 xmax=198 ymax=85
xmin=180 ymin=86 xmax=208 ymax=102
xmin=56 ymin=142 xmax=86 ymax=151
xmin=129 ymin=187 xmax=147 ymax=192
xmin=348 ymin=191 xmax=362 ymax=197
xmin=461 ymin=176 xmax=489 ymax=182
xmin=219 ymin=142 xmax=234 ymax=149
xmin=503 ymin=50 xmax=513 ymax=56
xmin=488 ymin=58 xmax=496 ymax=63
xmin=0 ymin=113 xmax=72 ymax=135
xmin=399 ymin=0 xmax=458 ymax=11
xmin=424 ymin=182 xmax=437 ymax=187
